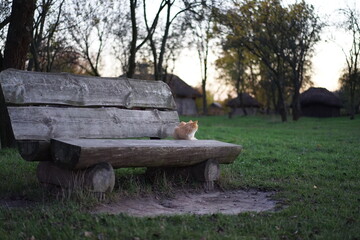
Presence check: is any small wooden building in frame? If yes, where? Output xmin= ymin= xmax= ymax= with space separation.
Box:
xmin=227 ymin=93 xmax=261 ymax=117
xmin=300 ymin=87 xmax=342 ymax=118
xmin=208 ymin=102 xmax=225 ymax=116
xmin=166 ymin=74 xmax=202 ymax=116
xmin=130 ymin=73 xmax=202 ymax=116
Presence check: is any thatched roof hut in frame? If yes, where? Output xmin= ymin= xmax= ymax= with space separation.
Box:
xmin=300 ymin=87 xmax=342 ymax=117
xmin=165 ymin=74 xmax=201 ymax=116
xmin=208 ymin=102 xmax=225 ymax=116
xmin=227 ymin=93 xmax=261 ymax=108
xmin=166 ymin=74 xmax=202 ymax=99
xmin=227 ymin=93 xmax=260 ymax=116
xmin=210 ymin=102 xmax=223 ymax=108
xmin=130 ymin=73 xmax=201 ymax=116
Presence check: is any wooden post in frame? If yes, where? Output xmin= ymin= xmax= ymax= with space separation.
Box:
xmin=37 ymin=162 xmax=115 ymax=198
xmin=146 ymin=159 xmax=220 ymax=191
xmin=190 ymin=159 xmax=220 ymax=191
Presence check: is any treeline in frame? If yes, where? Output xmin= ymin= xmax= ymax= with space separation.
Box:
xmin=0 ymin=0 xmax=359 ymax=121
xmin=0 ymin=0 xmax=210 ymax=78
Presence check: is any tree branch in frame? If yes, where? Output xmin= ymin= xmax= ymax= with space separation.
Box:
xmin=0 ymin=15 xmax=10 ymax=30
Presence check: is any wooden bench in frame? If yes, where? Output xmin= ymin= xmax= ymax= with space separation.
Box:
xmin=0 ymin=69 xmax=242 ymax=195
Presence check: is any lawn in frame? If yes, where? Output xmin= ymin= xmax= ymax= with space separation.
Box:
xmin=0 ymin=115 xmax=359 ymax=239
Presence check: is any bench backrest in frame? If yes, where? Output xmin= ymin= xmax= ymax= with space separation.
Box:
xmin=0 ymin=69 xmax=179 ymax=143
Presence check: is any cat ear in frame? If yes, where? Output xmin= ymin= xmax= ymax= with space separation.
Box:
xmin=194 ymin=120 xmax=198 ymax=124
xmin=189 ymin=120 xmax=193 ymax=123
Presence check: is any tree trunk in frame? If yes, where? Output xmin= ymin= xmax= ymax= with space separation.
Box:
xmin=276 ymin=85 xmax=287 ymax=122
xmin=126 ymin=0 xmax=138 ymax=78
xmin=155 ymin=1 xmax=172 ymax=81
xmin=201 ymin=43 xmax=209 ymax=115
xmin=2 ymin=0 xmax=35 ymax=70
xmin=236 ymin=79 xmax=247 ymax=116
xmin=0 ymin=52 xmax=3 ymax=74
xmin=292 ymin=80 xmax=302 ymax=121
xmin=202 ymin=79 xmax=208 ymax=115
xmin=349 ymin=89 xmax=355 ymax=120
xmin=150 ymin=38 xmax=158 ymax=79
xmin=238 ymin=93 xmax=248 ymax=116
xmin=271 ymin=82 xmax=278 ymax=114
xmin=292 ymin=92 xmax=301 ymax=121
xmin=349 ymin=74 xmax=356 ymax=120
xmin=0 ymin=0 xmax=35 ymax=148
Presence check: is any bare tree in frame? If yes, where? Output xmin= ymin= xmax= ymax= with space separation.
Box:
xmin=338 ymin=6 xmax=360 ymax=120
xmin=0 ymin=0 xmax=11 ymax=69
xmin=144 ymin=0 xmax=203 ymax=81
xmin=189 ymin=0 xmax=217 ymax=115
xmin=107 ymin=0 xmax=130 ymax=74
xmin=64 ymin=0 xmax=115 ymax=76
xmin=126 ymin=0 xmax=167 ymax=78
xmin=27 ymin=0 xmax=66 ymax=72
xmin=162 ymin=22 xmax=187 ymax=77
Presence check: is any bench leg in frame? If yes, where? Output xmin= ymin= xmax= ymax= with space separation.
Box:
xmin=190 ymin=159 xmax=220 ymax=191
xmin=37 ymin=161 xmax=115 ymax=199
xmin=146 ymin=159 xmax=220 ymax=191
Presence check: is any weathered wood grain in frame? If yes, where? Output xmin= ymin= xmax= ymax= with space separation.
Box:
xmin=0 ymin=69 xmax=176 ymax=109
xmin=51 ymin=139 xmax=242 ymax=169
xmin=37 ymin=161 xmax=115 ymax=194
xmin=8 ymin=107 xmax=179 ymax=140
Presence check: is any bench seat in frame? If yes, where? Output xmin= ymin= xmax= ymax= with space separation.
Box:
xmin=51 ymin=139 xmax=242 ymax=169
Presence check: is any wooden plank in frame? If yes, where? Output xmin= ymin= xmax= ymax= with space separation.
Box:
xmin=51 ymin=139 xmax=243 ymax=169
xmin=8 ymin=107 xmax=179 ymax=140
xmin=0 ymin=69 xmax=176 ymax=109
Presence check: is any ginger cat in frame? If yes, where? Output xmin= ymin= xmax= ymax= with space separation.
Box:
xmin=173 ymin=120 xmax=198 ymax=140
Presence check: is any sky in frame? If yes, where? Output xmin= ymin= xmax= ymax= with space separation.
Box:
xmin=172 ymin=0 xmax=358 ymax=101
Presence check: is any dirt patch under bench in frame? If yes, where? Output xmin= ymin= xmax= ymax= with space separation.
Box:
xmin=93 ymin=189 xmax=277 ymax=217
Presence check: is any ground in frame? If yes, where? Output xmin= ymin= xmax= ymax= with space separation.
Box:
xmin=93 ymin=189 xmax=277 ymax=217
xmin=0 ymin=188 xmax=277 ymax=217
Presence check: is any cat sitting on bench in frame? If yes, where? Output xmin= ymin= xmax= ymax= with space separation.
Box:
xmin=173 ymin=120 xmax=198 ymax=140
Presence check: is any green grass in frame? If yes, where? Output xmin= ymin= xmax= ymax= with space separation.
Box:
xmin=0 ymin=115 xmax=359 ymax=239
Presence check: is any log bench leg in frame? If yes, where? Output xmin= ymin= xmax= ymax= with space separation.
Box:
xmin=146 ymin=159 xmax=220 ymax=191
xmin=191 ymin=159 xmax=220 ymax=191
xmin=37 ymin=162 xmax=115 ymax=199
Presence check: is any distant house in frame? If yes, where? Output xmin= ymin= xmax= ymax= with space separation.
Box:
xmin=227 ymin=93 xmax=261 ymax=117
xmin=166 ymin=74 xmax=202 ymax=116
xmin=130 ymin=73 xmax=202 ymax=116
xmin=208 ymin=102 xmax=225 ymax=116
xmin=300 ymin=87 xmax=343 ymax=117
